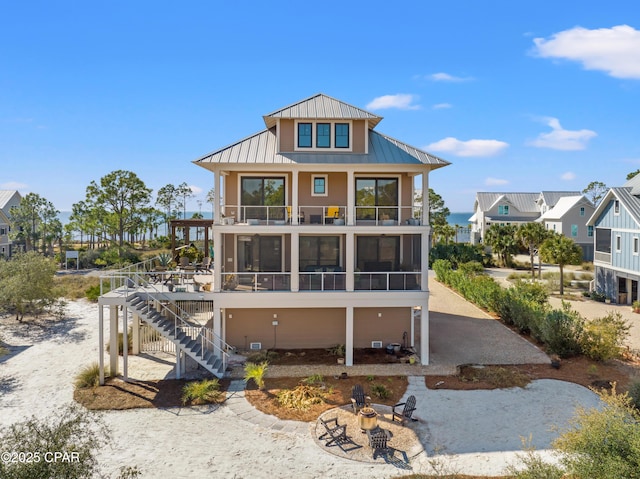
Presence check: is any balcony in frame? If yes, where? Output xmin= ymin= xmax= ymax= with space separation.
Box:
xmin=220 ymin=205 xmax=423 ymax=227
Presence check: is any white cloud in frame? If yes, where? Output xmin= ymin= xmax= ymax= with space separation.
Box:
xmin=366 ymin=94 xmax=420 ymax=110
xmin=561 ymin=171 xmax=576 ymax=180
xmin=190 ymin=185 xmax=203 ymax=195
xmin=533 ymin=25 xmax=640 ymax=79
xmin=0 ymin=181 xmax=28 ymax=190
xmin=528 ymin=117 xmax=597 ymax=150
xmin=425 ymin=137 xmax=509 ymax=157
xmin=485 ymin=177 xmax=509 ymax=186
xmin=429 ymin=72 xmax=472 ymax=82
xmin=432 ymin=103 xmax=452 ymax=110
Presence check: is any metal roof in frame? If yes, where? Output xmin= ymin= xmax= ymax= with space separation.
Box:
xmin=0 ymin=190 xmax=20 ymax=210
xmin=611 ymin=187 xmax=640 ymax=225
xmin=263 ymin=93 xmax=382 ymax=129
xmin=624 ymin=174 xmax=640 ymax=195
xmin=194 ymin=128 xmax=450 ymax=168
xmin=538 ymin=191 xmax=581 ymax=208
xmin=475 ymin=192 xmax=540 ymax=213
xmin=536 ymin=195 xmax=589 ymax=221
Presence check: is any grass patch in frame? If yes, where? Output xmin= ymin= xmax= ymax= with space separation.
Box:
xmin=54 ymin=275 xmax=101 ymax=300
xmin=181 ymin=379 xmax=223 ymax=405
xmin=74 ymin=362 xmax=107 ymax=389
xmin=459 ymin=365 xmax=531 ymax=389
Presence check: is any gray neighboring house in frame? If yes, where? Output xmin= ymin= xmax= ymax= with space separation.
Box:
xmin=536 ymin=195 xmax=595 ymax=261
xmin=0 ymin=190 xmax=21 ymax=258
xmin=469 ymin=191 xmax=581 ymax=245
xmin=588 ymin=175 xmax=640 ymax=304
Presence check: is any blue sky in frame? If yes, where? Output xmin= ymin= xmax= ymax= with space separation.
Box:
xmin=1 ymin=1 xmax=639 ymax=212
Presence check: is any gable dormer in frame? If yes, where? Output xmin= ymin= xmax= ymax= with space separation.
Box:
xmin=262 ymin=93 xmax=382 ymax=154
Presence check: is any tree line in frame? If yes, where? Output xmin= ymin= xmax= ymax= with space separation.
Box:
xmin=8 ymin=170 xmax=215 ymax=257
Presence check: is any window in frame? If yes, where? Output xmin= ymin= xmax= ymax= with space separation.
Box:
xmin=580 ymin=207 xmax=585 ymax=216
xmin=312 ymin=175 xmax=327 ymax=197
xmin=237 ymin=235 xmax=282 ymax=272
xmin=356 ymin=178 xmax=399 ymax=221
xmin=0 ymin=227 xmax=5 ymax=235
xmin=588 ymin=225 xmax=594 ymax=237
xmin=634 ymin=237 xmax=639 ymax=255
xmin=616 ymin=235 xmax=621 ymax=252
xmin=595 ymin=228 xmax=611 ymax=253
xmin=498 ymin=205 xmax=509 ymax=215
xmin=571 ymin=224 xmax=578 ymax=237
xmin=356 ymin=236 xmax=400 ymax=272
xmin=335 ymin=123 xmax=349 ymax=148
xmin=614 ymin=200 xmax=620 ymax=215
xmin=240 ymin=177 xmax=285 ymax=220
xmin=316 ymin=123 xmax=330 ymax=148
xmin=298 ymin=123 xmax=312 ymax=148
xmin=299 ymin=236 xmax=340 ymax=270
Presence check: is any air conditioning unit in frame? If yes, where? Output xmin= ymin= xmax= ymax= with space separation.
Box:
xmin=249 ymin=342 xmax=262 ymax=350
xmin=371 ymin=341 xmax=383 ymax=349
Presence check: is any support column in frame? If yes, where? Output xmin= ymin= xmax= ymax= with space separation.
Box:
xmin=421 ymin=172 xmax=429 ymax=226
xmin=99 ymin=305 xmax=105 ymax=385
xmin=347 ymin=170 xmax=355 ymax=226
xmin=176 ymin=350 xmax=182 ymax=379
xmin=419 ymin=299 xmax=429 ymax=365
xmin=122 ymin=306 xmax=128 ymax=381
xmin=213 ymin=230 xmax=223 ymax=292
xmin=213 ymin=170 xmax=220 ymax=225
xmin=421 ymin=232 xmax=429 ymax=291
xmin=345 ymin=307 xmax=354 ymax=366
xmin=213 ymin=305 xmax=222 ymax=356
xmin=291 ymin=231 xmax=299 ymax=292
xmin=132 ymin=313 xmax=140 ymax=355
xmin=292 ymin=171 xmax=299 ymax=225
xmin=346 ymin=232 xmax=355 ymax=291
xmin=109 ymin=306 xmax=119 ymax=377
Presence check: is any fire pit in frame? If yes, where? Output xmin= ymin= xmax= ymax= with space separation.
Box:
xmin=358 ymin=407 xmax=378 ymax=432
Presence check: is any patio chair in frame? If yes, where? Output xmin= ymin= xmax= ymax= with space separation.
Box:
xmin=198 ymin=256 xmax=212 ymax=273
xmin=367 ymin=428 xmax=391 ymax=460
xmin=350 ymin=384 xmax=370 ymax=414
xmin=392 ymin=395 xmax=417 ymax=426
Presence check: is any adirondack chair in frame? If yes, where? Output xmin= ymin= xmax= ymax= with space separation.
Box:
xmin=367 ymin=428 xmax=390 ymax=460
xmin=350 ymin=384 xmax=370 ymax=414
xmin=392 ymin=395 xmax=417 ymax=426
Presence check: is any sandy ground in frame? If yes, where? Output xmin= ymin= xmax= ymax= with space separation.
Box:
xmin=0 ymin=299 xmax=604 ymax=478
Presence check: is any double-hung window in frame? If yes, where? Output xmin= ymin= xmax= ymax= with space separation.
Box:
xmin=634 ymin=237 xmax=639 ymax=255
xmin=298 ymin=123 xmax=312 ymax=148
xmin=335 ymin=123 xmax=349 ymax=148
xmin=498 ymin=205 xmax=509 ymax=215
xmin=316 ymin=123 xmax=330 ymax=148
xmin=571 ymin=225 xmax=578 ymax=237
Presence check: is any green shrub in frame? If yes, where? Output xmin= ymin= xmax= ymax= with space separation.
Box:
xmin=554 ymin=387 xmax=640 ymax=479
xmin=628 ymin=379 xmax=640 ymax=410
xmin=244 ymin=361 xmax=268 ymax=390
xmin=276 ymin=384 xmax=327 ymax=410
xmin=181 ymin=379 xmax=222 ymax=405
xmin=580 ymin=312 xmax=630 ymax=361
xmin=326 ymin=344 xmax=345 ymax=357
xmin=74 ymin=362 xmax=107 ymax=389
xmin=106 ymin=327 xmax=133 ymax=355
xmin=301 ymin=374 xmax=324 ymax=385
xmin=506 ymin=445 xmax=565 ymax=479
xmin=590 ymin=290 xmax=607 ymax=302
xmin=458 ymin=260 xmax=484 ymax=275
xmin=429 ymin=243 xmax=485 ymax=268
xmin=370 ymin=383 xmax=390 ymax=400
xmin=539 ymin=306 xmax=584 ymax=358
xmin=246 ymin=350 xmax=278 ymax=363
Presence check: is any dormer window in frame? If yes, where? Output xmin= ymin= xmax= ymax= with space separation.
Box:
xmin=295 ymin=120 xmax=351 ymax=151
xmin=498 ymin=205 xmax=509 ymax=215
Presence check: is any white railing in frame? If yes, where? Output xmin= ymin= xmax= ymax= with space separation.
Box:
xmin=222 ymin=272 xmax=291 ymax=291
xmin=299 ymin=272 xmax=346 ymax=291
xmin=354 ymin=272 xmax=421 ymax=291
xmin=219 ymin=204 xmax=423 ymax=226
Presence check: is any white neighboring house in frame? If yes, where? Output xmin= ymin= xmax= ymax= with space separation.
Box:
xmin=536 ymin=195 xmax=595 ymax=260
xmin=469 ymin=190 xmax=581 ymax=245
xmin=0 ymin=190 xmax=21 ymax=259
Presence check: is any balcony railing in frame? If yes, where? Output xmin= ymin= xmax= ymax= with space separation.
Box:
xmin=223 ymin=272 xmax=291 ymax=291
xmin=219 ymin=204 xmax=423 ymax=226
xmin=355 ymin=272 xmax=420 ymax=291
xmin=299 ymin=272 xmax=346 ymax=291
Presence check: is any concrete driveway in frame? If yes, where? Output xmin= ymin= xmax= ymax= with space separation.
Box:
xmin=428 ymin=274 xmax=550 ymax=367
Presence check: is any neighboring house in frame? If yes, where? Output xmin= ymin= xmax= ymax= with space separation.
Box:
xmin=588 ymin=175 xmax=640 ymax=304
xmin=97 ymin=93 xmax=450 ymax=382
xmin=0 ymin=190 xmax=21 ymax=259
xmin=536 ymin=195 xmax=595 ymax=261
xmin=469 ymin=191 xmax=581 ymax=245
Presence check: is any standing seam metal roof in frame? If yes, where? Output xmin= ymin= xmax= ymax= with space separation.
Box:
xmin=193 ymin=128 xmax=449 ymax=167
xmin=263 ymin=93 xmax=382 ymax=129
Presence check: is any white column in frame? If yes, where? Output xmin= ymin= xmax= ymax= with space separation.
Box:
xmin=421 ymin=232 xmax=429 ymax=291
xmin=345 ymin=307 xmax=354 ymax=366
xmin=213 ymin=170 xmax=220 ymax=225
xmin=347 ymin=170 xmax=355 ymax=226
xmin=132 ymin=314 xmax=140 ymax=355
xmin=122 ymin=306 xmax=128 ymax=381
xmin=292 ymin=171 xmax=299 ymax=225
xmin=99 ymin=305 xmax=105 ymax=385
xmin=109 ymin=305 xmax=118 ymax=377
xmin=213 ymin=305 xmax=222 ymax=357
xmin=176 ymin=350 xmax=182 ymax=380
xmin=213 ymin=230 xmax=223 ymax=292
xmin=419 ymin=298 xmax=429 ymax=365
xmin=421 ymin=171 xmax=429 ymax=226
xmin=291 ymin=231 xmax=299 ymax=292
xmin=346 ymin=232 xmax=355 ymax=291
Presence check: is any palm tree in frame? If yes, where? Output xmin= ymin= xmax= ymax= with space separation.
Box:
xmin=484 ymin=224 xmax=519 ymax=267
xmin=539 ymin=233 xmax=583 ymax=296
xmin=517 ymin=222 xmax=550 ymax=279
